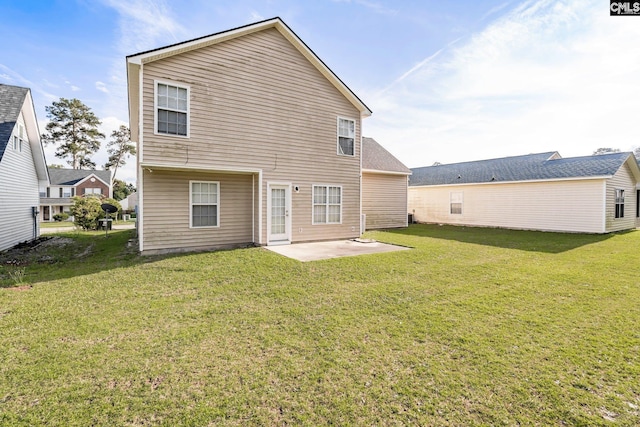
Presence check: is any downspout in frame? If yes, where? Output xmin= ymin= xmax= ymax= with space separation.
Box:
xmin=32 ymin=206 xmax=38 ymax=240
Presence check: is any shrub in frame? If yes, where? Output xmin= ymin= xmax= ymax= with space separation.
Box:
xmin=70 ymin=196 xmax=102 ymax=230
xmin=53 ymin=212 xmax=70 ymax=222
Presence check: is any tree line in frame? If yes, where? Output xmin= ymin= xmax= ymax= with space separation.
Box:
xmin=41 ymin=97 xmax=136 ymax=200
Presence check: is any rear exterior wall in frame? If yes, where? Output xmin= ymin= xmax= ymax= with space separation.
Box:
xmin=139 ymin=28 xmax=362 ymax=252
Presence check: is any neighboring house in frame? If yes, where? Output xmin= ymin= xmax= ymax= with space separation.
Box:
xmin=119 ymin=191 xmax=137 ymax=211
xmin=39 ymin=168 xmax=112 ymax=221
xmin=127 ymin=18 xmax=372 ymax=254
xmin=0 ymin=84 xmax=49 ymax=251
xmin=361 ymin=137 xmax=411 ymax=230
xmin=409 ymin=151 xmax=640 ymax=233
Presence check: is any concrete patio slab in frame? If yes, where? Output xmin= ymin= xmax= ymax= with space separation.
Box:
xmin=264 ymin=239 xmax=410 ymax=262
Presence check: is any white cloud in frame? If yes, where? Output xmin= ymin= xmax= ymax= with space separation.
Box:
xmin=101 ymin=0 xmax=186 ymax=53
xmin=64 ymin=80 xmax=81 ymax=92
xmin=0 ymin=64 xmax=57 ymax=102
xmin=96 ymin=81 xmax=109 ymax=93
xmin=249 ymin=10 xmax=265 ymax=21
xmin=364 ymin=0 xmax=640 ymax=168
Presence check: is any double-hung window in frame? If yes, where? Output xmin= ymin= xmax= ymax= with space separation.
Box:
xmin=84 ymin=188 xmax=102 ymax=195
xmin=313 ymin=185 xmax=341 ymax=224
xmin=615 ymin=189 xmax=625 ymax=218
xmin=191 ymin=181 xmax=219 ymax=228
xmin=156 ymin=82 xmax=189 ymax=136
xmin=337 ymin=117 xmax=355 ymax=156
xmin=450 ymin=192 xmax=463 ymax=215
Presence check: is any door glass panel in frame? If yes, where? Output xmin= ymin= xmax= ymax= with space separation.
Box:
xmin=271 ymin=188 xmax=285 ymax=235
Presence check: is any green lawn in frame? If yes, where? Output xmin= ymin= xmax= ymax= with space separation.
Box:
xmin=1 ymin=225 xmax=639 ymax=426
xmin=39 ymin=221 xmax=75 ymax=228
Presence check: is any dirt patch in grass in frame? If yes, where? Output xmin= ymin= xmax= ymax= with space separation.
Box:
xmin=0 ymin=236 xmax=74 ymax=267
xmin=5 ymin=285 xmax=32 ymax=291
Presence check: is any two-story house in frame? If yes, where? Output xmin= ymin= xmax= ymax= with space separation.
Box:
xmin=39 ymin=168 xmax=112 ymax=221
xmin=0 ymin=84 xmax=49 ymax=251
xmin=127 ymin=18 xmax=372 ymax=254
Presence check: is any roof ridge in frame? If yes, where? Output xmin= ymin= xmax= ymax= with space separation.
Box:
xmin=412 ymin=151 xmax=557 ymax=171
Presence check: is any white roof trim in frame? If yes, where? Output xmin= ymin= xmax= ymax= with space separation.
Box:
xmin=362 ymin=168 xmax=411 ymax=176
xmin=409 ymin=175 xmax=613 ymax=189
xmin=21 ymin=89 xmax=49 ymax=183
xmin=76 ymin=173 xmax=111 ymax=188
xmin=127 ymin=18 xmax=371 ymax=116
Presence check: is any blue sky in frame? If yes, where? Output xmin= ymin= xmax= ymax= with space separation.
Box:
xmin=1 ymin=0 xmax=638 ymax=184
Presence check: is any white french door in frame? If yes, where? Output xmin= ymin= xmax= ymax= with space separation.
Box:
xmin=267 ymin=183 xmax=291 ymax=244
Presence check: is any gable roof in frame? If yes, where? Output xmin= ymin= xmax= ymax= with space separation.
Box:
xmin=0 ymin=84 xmax=29 ymax=161
xmin=127 ymin=17 xmax=371 ymax=140
xmin=362 ymin=137 xmax=411 ymax=175
xmin=0 ymin=84 xmax=49 ymax=182
xmin=410 ymin=152 xmax=640 ymax=187
xmin=48 ymin=168 xmax=111 ymax=187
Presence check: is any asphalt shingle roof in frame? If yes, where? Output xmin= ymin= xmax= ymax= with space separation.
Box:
xmin=48 ymin=168 xmax=111 ymax=186
xmin=0 ymin=84 xmax=29 ymax=162
xmin=362 ymin=137 xmax=411 ymax=174
xmin=410 ymin=151 xmax=636 ymax=186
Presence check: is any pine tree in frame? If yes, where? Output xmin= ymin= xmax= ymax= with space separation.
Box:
xmin=105 ymin=125 xmax=136 ymax=182
xmin=41 ymin=98 xmax=104 ymax=169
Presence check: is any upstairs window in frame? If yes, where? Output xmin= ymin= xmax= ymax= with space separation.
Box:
xmin=156 ymin=82 xmax=189 ymax=137
xmin=18 ymin=124 xmax=24 ymax=152
xmin=85 ymin=188 xmax=102 ymax=195
xmin=13 ymin=124 xmax=24 ymax=152
xmin=615 ymin=189 xmax=625 ymax=218
xmin=337 ymin=117 xmax=355 ymax=156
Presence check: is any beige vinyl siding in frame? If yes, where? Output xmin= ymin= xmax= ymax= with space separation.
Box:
xmin=409 ymin=179 xmax=606 ymax=233
xmin=605 ymin=163 xmax=637 ymax=232
xmin=0 ymin=113 xmax=40 ymax=251
xmin=140 ymin=27 xmax=362 ymax=250
xmin=142 ymin=169 xmax=254 ymax=253
xmin=362 ymin=172 xmax=408 ymax=229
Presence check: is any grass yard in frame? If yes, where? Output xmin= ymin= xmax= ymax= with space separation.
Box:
xmin=39 ymin=221 xmax=75 ymax=228
xmin=1 ymin=225 xmax=639 ymax=426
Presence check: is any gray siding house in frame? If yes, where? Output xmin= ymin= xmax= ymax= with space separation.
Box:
xmin=409 ymin=152 xmax=640 ymax=233
xmin=0 ymin=84 xmax=49 ymax=251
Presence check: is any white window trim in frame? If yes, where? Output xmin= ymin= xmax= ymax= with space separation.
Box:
xmin=336 ymin=116 xmax=356 ymax=157
xmin=615 ymin=188 xmax=625 ymax=219
xmin=189 ymin=180 xmax=220 ymax=229
xmin=312 ymin=184 xmax=343 ymax=225
xmin=450 ymin=191 xmax=463 ymax=215
xmin=154 ymin=79 xmax=190 ymax=138
xmin=84 ymin=188 xmax=103 ymax=195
